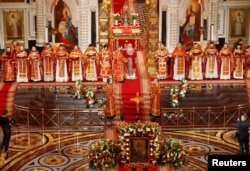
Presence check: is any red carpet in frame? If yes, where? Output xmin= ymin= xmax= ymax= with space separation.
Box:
xmin=121 ymin=65 xmax=144 ymax=122
xmin=0 ymin=83 xmax=13 ymax=116
xmin=112 ymin=0 xmax=146 ymax=123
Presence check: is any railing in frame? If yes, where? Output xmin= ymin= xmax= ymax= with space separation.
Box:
xmin=14 ymin=103 xmax=250 ymax=130
xmin=160 ymin=103 xmax=250 ymax=129
xmin=14 ymin=105 xmax=107 ymax=130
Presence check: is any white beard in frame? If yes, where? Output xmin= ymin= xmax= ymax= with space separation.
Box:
xmin=126 ymin=47 xmax=134 ymax=55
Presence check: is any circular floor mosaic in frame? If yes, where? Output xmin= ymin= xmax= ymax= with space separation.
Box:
xmin=23 ymin=166 xmax=53 ymax=171
xmin=62 ymin=145 xmax=88 ymax=157
xmin=10 ymin=133 xmax=47 ymax=149
xmin=39 ymin=154 xmax=69 ymax=167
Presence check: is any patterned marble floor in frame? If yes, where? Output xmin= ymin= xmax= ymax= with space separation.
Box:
xmin=0 ymin=127 xmax=242 ymax=171
xmin=0 ymin=63 xmax=246 ymax=171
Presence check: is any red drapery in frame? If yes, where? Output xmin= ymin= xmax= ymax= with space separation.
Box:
xmin=113 ymin=0 xmax=127 ymax=13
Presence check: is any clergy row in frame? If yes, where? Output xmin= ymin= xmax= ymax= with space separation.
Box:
xmin=0 ymin=41 xmax=135 ymax=83
xmin=155 ymin=41 xmax=250 ymax=80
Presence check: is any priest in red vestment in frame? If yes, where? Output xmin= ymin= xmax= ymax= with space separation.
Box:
xmin=124 ymin=43 xmax=137 ymax=79
xmin=112 ymin=45 xmax=128 ymax=82
xmin=1 ymin=47 xmax=16 ymax=82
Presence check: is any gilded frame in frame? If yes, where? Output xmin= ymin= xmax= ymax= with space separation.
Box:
xmin=129 ymin=137 xmax=150 ymax=164
xmin=229 ymin=8 xmax=249 ymax=38
xmin=0 ymin=0 xmax=25 ymax=2
xmin=3 ymin=10 xmax=24 ymax=44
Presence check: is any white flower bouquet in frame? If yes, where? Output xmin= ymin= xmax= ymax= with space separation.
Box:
xmin=164 ymin=110 xmax=184 ymax=119
xmin=84 ymin=87 xmax=96 ymax=108
xmin=113 ymin=13 xmax=120 ymax=20
xmin=72 ymin=80 xmax=83 ymax=99
xmin=131 ymin=12 xmax=139 ymax=20
xmin=169 ymin=87 xmax=179 ymax=107
xmin=98 ymin=98 xmax=107 ymax=108
xmin=169 ymin=79 xmax=188 ymax=106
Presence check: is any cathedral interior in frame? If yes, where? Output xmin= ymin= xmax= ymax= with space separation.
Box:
xmin=0 ymin=0 xmax=250 ymax=171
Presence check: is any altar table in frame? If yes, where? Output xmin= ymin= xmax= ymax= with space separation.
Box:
xmin=112 ymin=25 xmax=140 ymax=36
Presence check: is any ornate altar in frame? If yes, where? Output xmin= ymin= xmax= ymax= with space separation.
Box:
xmin=112 ymin=25 xmax=140 ymax=36
xmin=111 ymin=12 xmax=141 ymax=50
xmin=110 ymin=0 xmax=142 ymax=50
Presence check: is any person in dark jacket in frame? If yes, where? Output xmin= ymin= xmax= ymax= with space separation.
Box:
xmin=235 ymin=114 xmax=250 ymax=155
xmin=0 ymin=110 xmax=13 ymax=154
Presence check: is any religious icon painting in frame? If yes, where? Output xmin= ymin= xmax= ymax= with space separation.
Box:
xmin=54 ymin=0 xmax=78 ymax=47
xmin=229 ymin=8 xmax=249 ymax=38
xmin=129 ymin=137 xmax=150 ymax=164
xmin=3 ymin=10 xmax=24 ymax=44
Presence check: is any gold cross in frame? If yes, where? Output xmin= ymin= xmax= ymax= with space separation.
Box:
xmin=130 ymin=92 xmax=143 ymax=113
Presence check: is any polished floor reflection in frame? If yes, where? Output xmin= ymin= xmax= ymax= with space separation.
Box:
xmin=0 ymin=66 xmax=247 ymax=171
xmin=0 ymin=127 xmax=241 ymax=171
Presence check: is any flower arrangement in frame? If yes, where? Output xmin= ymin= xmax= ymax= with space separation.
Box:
xmin=98 ymin=98 xmax=107 ymax=108
xmin=113 ymin=13 xmax=120 ymax=20
xmin=116 ymin=121 xmax=161 ymax=165
xmin=157 ymin=138 xmax=189 ymax=170
xmin=169 ymin=79 xmax=188 ymax=107
xmin=72 ymin=80 xmax=83 ymax=99
xmin=97 ymin=111 xmax=105 ymax=119
xmin=84 ymin=87 xmax=96 ymax=108
xmin=169 ymin=87 xmax=180 ymax=107
xmin=131 ymin=12 xmax=139 ymax=20
xmin=164 ymin=110 xmax=184 ymax=119
xmin=88 ymin=122 xmax=189 ymax=169
xmin=88 ymin=139 xmax=122 ymax=170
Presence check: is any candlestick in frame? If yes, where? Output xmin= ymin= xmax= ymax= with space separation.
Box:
xmin=210 ymin=24 xmax=214 ymax=41
xmin=45 ymin=27 xmax=48 ymax=43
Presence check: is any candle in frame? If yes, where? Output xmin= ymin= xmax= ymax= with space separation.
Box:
xmin=210 ymin=24 xmax=214 ymax=41
xmin=45 ymin=27 xmax=48 ymax=43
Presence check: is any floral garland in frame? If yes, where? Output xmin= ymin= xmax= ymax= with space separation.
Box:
xmin=157 ymin=138 xmax=189 ymax=169
xmin=88 ymin=139 xmax=122 ymax=170
xmin=116 ymin=121 xmax=162 ymax=165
